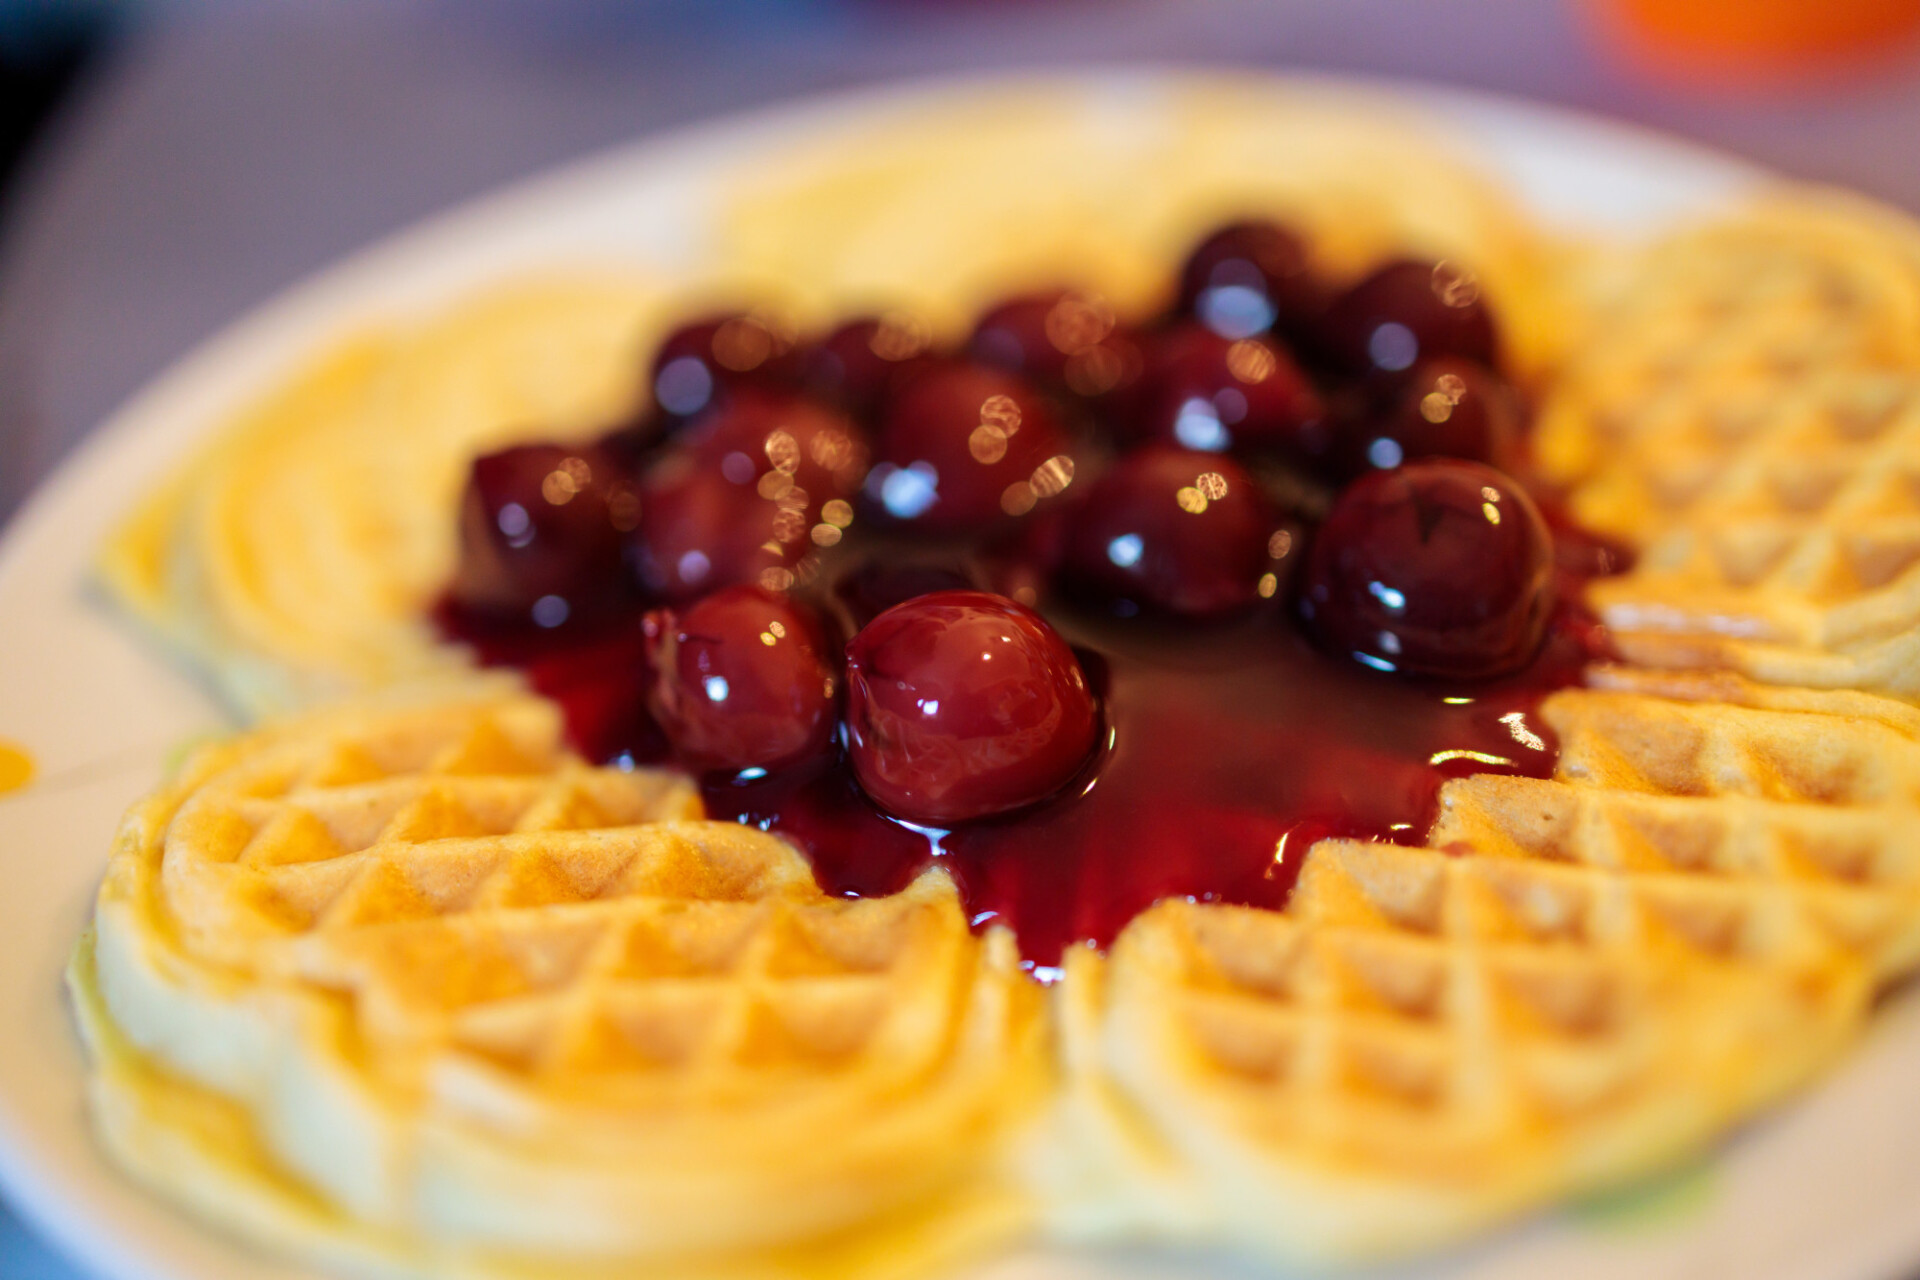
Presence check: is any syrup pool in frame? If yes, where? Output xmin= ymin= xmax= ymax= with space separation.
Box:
xmin=440 ymin=569 xmax=1610 ymax=976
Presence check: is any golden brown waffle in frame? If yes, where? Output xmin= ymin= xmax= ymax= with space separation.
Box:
xmin=1045 ymin=679 xmax=1920 ymax=1263
xmin=78 ymin=692 xmax=1048 ymax=1278
xmin=1535 ymin=194 xmax=1920 ymax=699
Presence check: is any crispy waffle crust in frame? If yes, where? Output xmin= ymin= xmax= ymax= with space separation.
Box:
xmin=74 ymin=692 xmax=1050 ymax=1279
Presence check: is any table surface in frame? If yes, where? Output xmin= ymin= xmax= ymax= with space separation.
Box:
xmin=6 ymin=1 xmax=1920 ymax=1276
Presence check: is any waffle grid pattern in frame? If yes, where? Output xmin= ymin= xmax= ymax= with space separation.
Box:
xmin=149 ymin=699 xmax=1018 ymax=1107
xmin=1535 ymin=197 xmax=1920 ymax=696
xmin=1070 ymin=685 xmax=1920 ymax=1259
xmin=87 ymin=693 xmax=1048 ymax=1272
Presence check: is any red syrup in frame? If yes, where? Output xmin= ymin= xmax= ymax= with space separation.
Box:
xmin=436 ymin=545 xmax=1616 ymax=979
xmin=433 ymin=235 xmax=1629 ymax=979
xmin=431 ymin=604 xmax=668 ymax=767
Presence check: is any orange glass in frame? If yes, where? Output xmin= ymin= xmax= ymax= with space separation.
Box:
xmin=1591 ymin=0 xmax=1920 ymax=86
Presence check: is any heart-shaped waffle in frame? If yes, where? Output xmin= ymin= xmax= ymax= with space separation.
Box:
xmin=76 ymin=692 xmax=1049 ymax=1278
xmin=1045 ymin=679 xmax=1920 ymax=1262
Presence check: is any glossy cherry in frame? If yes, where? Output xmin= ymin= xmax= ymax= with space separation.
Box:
xmin=1131 ymin=324 xmax=1323 ymax=455
xmin=448 ymin=443 xmax=639 ymax=622
xmin=802 ymin=313 xmax=937 ymax=418
xmin=968 ymin=290 xmax=1144 ymax=401
xmin=629 ymin=465 xmax=806 ymax=601
xmin=1339 ymin=357 xmax=1522 ymax=477
xmin=844 ymin=591 xmax=1099 ymax=824
xmin=866 ymin=361 xmax=1076 ymax=533
xmin=644 ymin=585 xmax=839 ymax=772
xmin=1320 ymin=259 xmax=1499 ymax=376
xmin=648 ymin=311 xmax=801 ymax=420
xmin=1176 ymin=220 xmax=1317 ymax=340
xmin=1057 ymin=445 xmax=1285 ymax=619
xmin=1299 ymin=459 xmax=1555 ymax=679
xmin=681 ymin=389 xmax=871 ymax=508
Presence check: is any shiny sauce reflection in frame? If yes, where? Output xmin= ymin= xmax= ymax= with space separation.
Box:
xmin=700 ymin=596 xmax=1596 ymax=975
xmin=443 ymin=541 xmax=1611 ymax=976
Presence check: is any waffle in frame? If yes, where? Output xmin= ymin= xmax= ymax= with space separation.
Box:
xmin=1534 ymin=194 xmax=1920 ymax=699
xmin=1041 ymin=677 xmax=1920 ymax=1263
xmin=98 ymin=277 xmax=673 ymax=715
xmin=74 ymin=691 xmax=1049 ymax=1278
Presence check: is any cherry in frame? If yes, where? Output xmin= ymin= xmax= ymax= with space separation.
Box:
xmin=1176 ymin=221 xmax=1317 ymax=341
xmin=1339 ymin=358 xmax=1523 ymax=477
xmin=681 ymin=389 xmax=871 ymax=509
xmin=844 ymin=591 xmax=1098 ymax=824
xmin=644 ymin=585 xmax=838 ymax=772
xmin=448 ymin=443 xmax=639 ymax=623
xmin=1057 ymin=445 xmax=1286 ymax=619
xmin=1320 ymin=259 xmax=1499 ymax=377
xmin=866 ymin=361 xmax=1077 ymax=534
xmin=648 ymin=311 xmax=801 ymax=420
xmin=1131 ymin=324 xmax=1323 ymax=454
xmin=1299 ymin=460 xmax=1554 ymax=679
xmin=628 ymin=465 xmax=809 ymax=601
xmin=802 ymin=313 xmax=937 ymax=418
xmin=629 ymin=392 xmax=867 ymax=600
xmin=968 ymin=290 xmax=1145 ymax=400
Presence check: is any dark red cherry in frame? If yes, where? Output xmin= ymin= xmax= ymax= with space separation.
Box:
xmin=1057 ymin=445 xmax=1285 ymax=620
xmin=866 ymin=361 xmax=1077 ymax=534
xmin=1320 ymin=260 xmax=1499 ymax=377
xmin=1132 ymin=324 xmax=1323 ymax=454
xmin=969 ymin=290 xmax=1144 ymax=401
xmin=449 ymin=443 xmax=639 ymax=623
xmin=844 ymin=591 xmax=1098 ymax=824
xmin=644 ymin=586 xmax=838 ymax=772
xmin=1299 ymin=460 xmax=1554 ymax=679
xmin=1340 ymin=358 xmax=1522 ymax=477
xmin=802 ymin=313 xmax=937 ymax=418
xmin=682 ymin=389 xmax=871 ymax=512
xmin=1176 ymin=221 xmax=1317 ymax=340
xmin=648 ymin=311 xmax=801 ymax=419
xmin=629 ymin=465 xmax=808 ymax=601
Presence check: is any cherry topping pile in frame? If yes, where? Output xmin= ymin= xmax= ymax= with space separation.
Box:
xmin=438 ymin=220 xmax=1624 ymax=972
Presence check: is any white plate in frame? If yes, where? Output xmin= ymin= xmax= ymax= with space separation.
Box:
xmin=4 ymin=68 xmax=1912 ymax=1280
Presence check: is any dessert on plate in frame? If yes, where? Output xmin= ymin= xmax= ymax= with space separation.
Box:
xmin=70 ymin=79 xmax=1920 ymax=1278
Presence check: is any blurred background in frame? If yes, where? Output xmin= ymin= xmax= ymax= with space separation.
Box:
xmin=5 ymin=0 xmax=1920 ymax=1273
